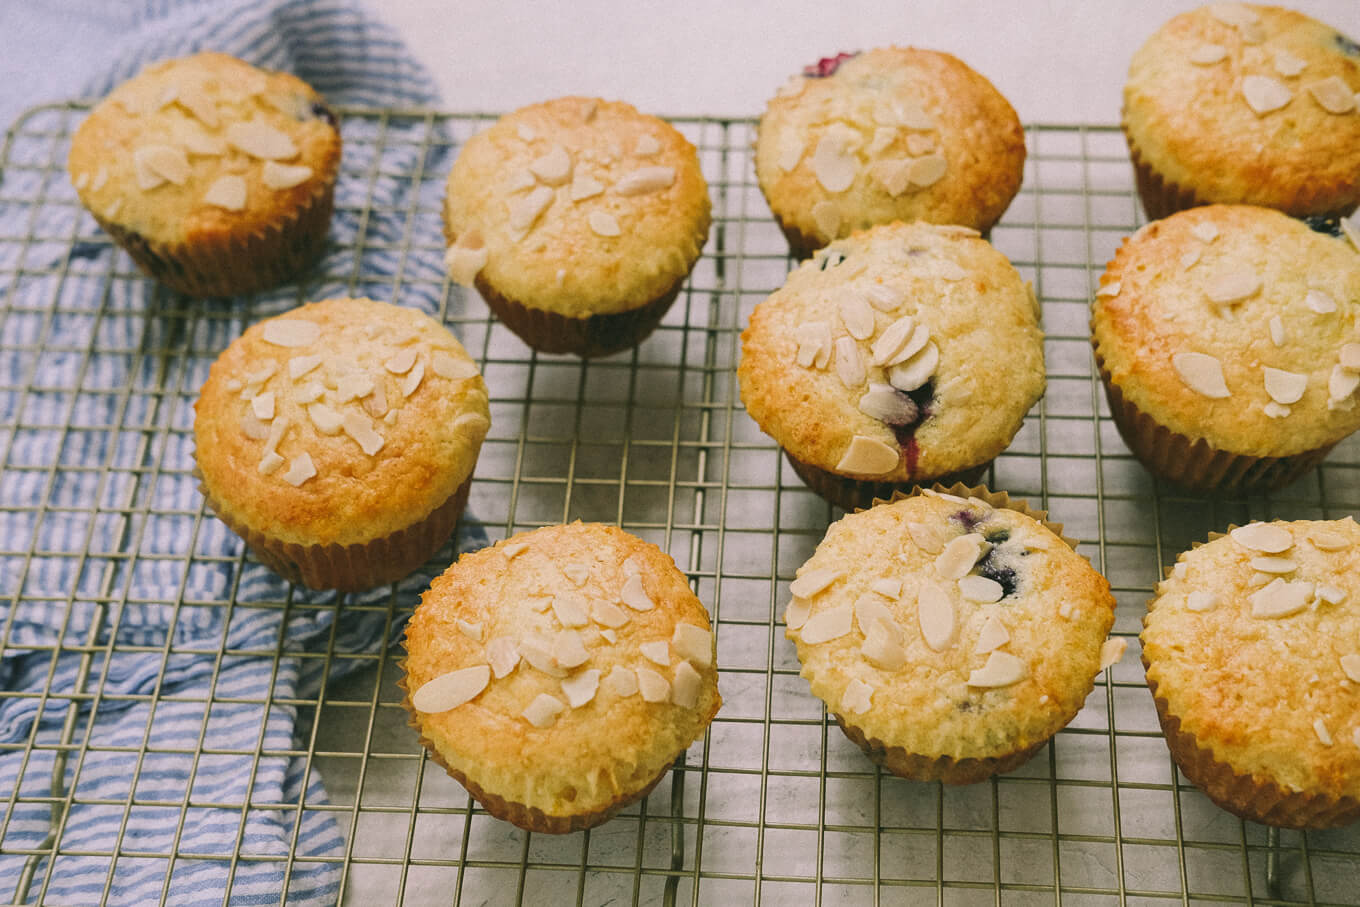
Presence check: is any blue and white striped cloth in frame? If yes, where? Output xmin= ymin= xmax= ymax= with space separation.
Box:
xmin=0 ymin=2 xmax=482 ymax=904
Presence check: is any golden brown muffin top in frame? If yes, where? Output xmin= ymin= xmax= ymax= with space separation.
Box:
xmin=1143 ymin=518 xmax=1360 ymax=800
xmin=193 ymin=298 xmax=488 ymax=547
xmin=739 ymin=221 xmax=1045 ymax=482
xmin=1091 ymin=205 xmax=1360 ymax=457
xmin=402 ymin=523 xmax=721 ymax=819
xmin=68 ymin=52 xmax=341 ymax=247
xmin=754 ymin=47 xmax=1026 ymax=250
xmin=1123 ymin=4 xmax=1360 ymax=215
xmin=786 ymin=491 xmax=1117 ymax=762
xmin=442 ymin=97 xmax=711 ymax=317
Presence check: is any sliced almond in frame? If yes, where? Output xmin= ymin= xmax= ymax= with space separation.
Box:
xmin=1250 ymin=556 xmax=1297 ymax=574
xmin=1273 ymin=49 xmax=1307 ymax=77
xmin=1263 ymin=367 xmax=1307 ymax=405
xmin=869 ymin=158 xmax=913 ymax=197
xmin=865 ymin=284 xmax=904 ymax=311
xmin=869 ymin=315 xmax=917 ymax=365
xmin=401 ymin=359 xmax=425 ymax=398
xmin=861 ymin=626 xmax=907 ymax=670
xmin=502 ymin=541 xmax=529 ymax=560
xmin=1190 ymin=221 xmax=1220 ymax=244
xmin=670 ymin=661 xmax=703 ymax=709
xmin=551 ymin=593 xmax=590 ymax=628
xmin=1341 ymin=343 xmax=1360 ymax=371
xmin=1241 ymin=75 xmax=1292 ymax=116
xmin=854 ymin=596 xmax=901 ymax=640
xmin=529 ymin=144 xmax=573 ymax=185
xmin=1180 ymin=248 xmax=1203 ymax=271
xmin=307 ymin=403 xmax=343 ymax=435
xmin=794 ymin=320 xmax=833 ymax=369
xmin=456 ymin=619 xmax=484 ymax=642
xmin=636 ymin=666 xmax=670 ymax=702
xmin=569 ymin=174 xmax=605 ymax=202
xmin=412 ymin=665 xmax=491 ymax=713
xmin=509 ymin=185 xmax=555 ymax=231
xmin=1306 ymin=289 xmax=1338 ymax=314
xmin=870 ymin=578 xmax=902 ymax=599
xmin=552 ymin=630 xmax=590 ymax=669
xmin=225 ymin=120 xmax=299 ymax=160
xmin=973 ymin=614 xmax=1010 ymax=654
xmin=906 ymin=133 xmax=936 ymax=156
xmin=672 ymin=624 xmax=713 ymax=667
xmin=261 ymin=161 xmax=313 ymax=190
xmin=907 ymin=154 xmax=947 ymax=188
xmin=614 ymin=166 xmax=676 ymax=196
xmin=776 ymin=137 xmax=805 ymax=173
xmin=1306 ymin=76 xmax=1357 ymax=114
xmin=341 ymin=411 xmax=384 ymax=456
xmin=134 ymin=144 xmax=191 ymax=188
xmin=886 ymin=341 xmax=939 ymax=393
xmin=176 ymin=83 xmax=220 ymax=127
xmin=867 ymin=126 xmax=897 ymax=155
xmin=1231 ymin=522 xmax=1293 ymax=553
xmin=1098 ymin=637 xmax=1127 ymax=671
xmin=280 ymin=452 xmax=317 ymax=487
xmin=838 ymin=293 xmax=876 ymax=340
xmin=591 ymin=600 xmax=630 ymax=629
xmin=526 ymin=595 xmax=553 ymax=613
xmin=262 ymin=319 xmax=320 ymax=348
xmin=561 ymin=562 xmax=591 ymax=587
xmin=808 ymin=200 xmax=842 ymax=238
xmin=521 ymin=693 xmax=566 ymax=727
xmin=958 ymin=575 xmax=1003 ymax=603
xmin=799 ymin=604 xmax=854 ymax=644
xmin=240 ymin=410 xmax=270 ymax=440
xmin=384 ymin=347 xmax=418 ymax=375
xmin=605 ymin=665 xmax=638 ymax=697
xmin=1172 ymin=352 xmax=1231 ymax=399
xmin=967 ymin=651 xmax=1027 ymax=688
xmin=1186 ymin=590 xmax=1217 ymax=612
xmin=620 ymin=573 xmax=654 ymax=611
xmin=1308 ymin=529 xmax=1349 ymax=551
xmin=907 ymin=521 xmax=945 ymax=554
xmin=1189 ymin=43 xmax=1228 ymax=65
xmin=1208 ymin=3 xmax=1257 ymax=27
xmin=640 ymin=640 xmax=671 ymax=667
xmin=1317 ymin=585 xmax=1348 ymax=606
xmin=334 ymin=372 xmax=375 ymax=403
xmin=203 ymin=175 xmax=247 ymax=211
xmin=1096 ymin=281 xmax=1122 ymax=298
xmin=486 ymin=637 xmax=520 ymax=678
xmin=936 ymin=533 xmax=986 ymax=580
xmin=288 ymin=354 xmax=323 ymax=380
xmin=634 ymin=134 xmax=662 ymax=156
xmin=258 ymin=451 xmax=284 ymax=475
xmin=833 ymin=336 xmax=867 ymax=389
xmin=811 ymin=133 xmax=857 ymax=192
xmin=1249 ymin=577 xmax=1314 ymax=619
xmin=588 ymin=210 xmax=622 ymax=237
xmin=859 ymin=383 xmax=916 ymax=424
xmin=834 ymin=435 xmax=899 ymax=476
xmin=431 ymin=351 xmax=478 ymax=381
xmin=883 ymin=323 xmax=932 ymax=369
xmin=561 ymin=669 xmax=601 ymax=709
xmin=1340 ymin=654 xmax=1360 ymax=683
xmin=917 ymin=582 xmax=957 ymax=651
xmin=790 ymin=568 xmax=842 ymax=599
xmin=784 ymin=597 xmax=812 ymax=630
xmin=936 ymin=260 xmax=966 ymax=282
xmin=444 ymin=244 xmax=489 ymax=286
xmin=1204 ymin=269 xmax=1259 ymax=304
xmin=841 ymin=679 xmax=874 ymax=714
xmin=1269 ymin=315 xmax=1286 ymax=347
xmin=505 ymin=168 xmax=536 ymax=193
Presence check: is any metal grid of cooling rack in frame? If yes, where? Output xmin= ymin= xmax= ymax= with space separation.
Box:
xmin=1 ymin=102 xmax=1358 ymax=906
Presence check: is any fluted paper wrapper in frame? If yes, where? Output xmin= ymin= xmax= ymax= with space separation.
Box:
xmin=829 ymin=483 xmax=1082 ymax=784
xmin=202 ymin=474 xmax=471 ymax=593
xmin=785 ymin=450 xmax=990 ymax=513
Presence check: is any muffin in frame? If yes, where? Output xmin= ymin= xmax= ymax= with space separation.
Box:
xmin=193 ymin=298 xmax=489 ymax=591
xmin=1143 ymin=518 xmax=1360 ymax=828
xmin=401 ymin=523 xmax=722 ymax=833
xmin=1090 ymin=205 xmax=1360 ymax=493
xmin=68 ymin=52 xmax=341 ymax=297
xmin=785 ymin=487 xmax=1120 ymax=784
xmin=1123 ymin=4 xmax=1360 ymax=220
xmin=442 ymin=97 xmax=711 ymax=357
xmin=754 ymin=47 xmax=1026 ymax=257
xmin=738 ymin=221 xmax=1046 ymax=511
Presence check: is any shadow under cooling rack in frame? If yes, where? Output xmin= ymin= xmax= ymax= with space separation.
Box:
xmin=0 ymin=103 xmax=1358 ymax=906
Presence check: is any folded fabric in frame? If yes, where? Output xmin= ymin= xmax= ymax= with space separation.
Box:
xmin=0 ymin=2 xmax=479 ymax=904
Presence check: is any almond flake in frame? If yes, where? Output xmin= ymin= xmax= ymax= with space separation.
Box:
xmin=529 ymin=144 xmax=573 ymax=185
xmin=1264 ymin=401 xmax=1291 ymax=418
xmin=1273 ymin=50 xmax=1307 ymax=77
xmin=967 ymin=651 xmax=1027 ymax=688
xmin=264 ymin=415 xmax=290 ymax=455
xmin=384 ymin=347 xmax=418 ymax=375
xmin=1172 ymin=351 xmax=1231 ymax=398
xmin=859 ymin=383 xmax=916 ymax=424
xmin=334 ymin=372 xmax=375 ymax=403
xmin=1231 ymin=522 xmax=1293 ymax=553
xmin=1242 ymin=75 xmax=1292 ymax=116
xmin=906 ymin=133 xmax=936 ymax=156
xmin=1263 ymin=367 xmax=1307 ymax=405
xmin=560 ymin=563 xmax=590 ymax=587
xmin=509 ymin=185 xmax=555 ymax=231
xmin=1249 ymin=577 xmax=1314 ymax=619
xmin=1341 ymin=343 xmax=1360 ymax=371
xmin=604 ymin=665 xmax=639 ymax=697
xmin=622 ymin=556 xmax=643 ymax=577
xmin=1186 ymin=590 xmax=1217 ymax=612
xmin=869 ymin=158 xmax=913 ymax=197
xmin=1180 ymin=248 xmax=1203 ymax=271
xmin=1189 ymin=43 xmax=1228 ymax=65
xmin=838 ymin=294 xmax=876 ymax=340
xmin=258 ymin=450 xmax=284 ymax=475
xmin=1096 ymin=281 xmax=1122 ymax=298
xmin=973 ymin=614 xmax=1010 ymax=654
xmin=833 ymin=336 xmax=867 ymax=389
xmin=280 ymin=452 xmax=316 ymax=487
xmin=262 ymin=319 xmax=320 ymax=348
xmin=1341 ymin=654 xmax=1360 ymax=683
xmin=1305 ymin=289 xmax=1338 ymax=314
xmin=898 ymin=104 xmax=936 ymax=130
xmin=521 ymin=693 xmax=566 ymax=727
xmin=917 ymin=582 xmax=957 ymax=651
xmin=1314 ymin=718 xmax=1335 ymax=746
xmin=854 ymin=597 xmax=901 ymax=640
xmin=485 ymin=637 xmax=520 ymax=678
xmin=501 ymin=541 xmax=529 ymax=560
xmin=1189 ymin=222 xmax=1220 ymax=245
xmin=907 ymin=154 xmax=947 ymax=188
xmin=199 ymin=174 xmax=246 ymax=211
xmin=1248 ymin=571 xmax=1273 ymax=588
xmin=251 ymin=391 xmax=275 ymax=421
xmin=672 ymin=624 xmax=713 ymax=666
xmin=937 ymin=260 xmax=967 ymax=281
xmin=635 ymin=135 xmax=662 ymax=156
xmin=569 ymin=174 xmax=605 ymax=202
xmin=560 ymin=669 xmax=601 ymax=709
xmin=261 ymin=161 xmax=313 ymax=190
xmin=515 ymin=123 xmax=537 ymax=142
xmin=841 ymin=679 xmax=874 ymax=714
xmin=1308 ymin=530 xmax=1349 ymax=551
xmin=444 ymin=243 xmax=489 ymax=285
xmin=785 ymin=597 xmax=812 ymax=630
xmin=1250 ymin=556 xmax=1298 ymax=575
xmin=589 ymin=600 xmax=628 ymax=630
xmin=174 ymin=82 xmax=219 ymax=127
xmin=551 ymin=593 xmax=590 ymax=628
xmin=866 ymin=284 xmax=904 ymax=311
xmin=810 ymin=199 xmax=842 ymax=237
xmin=869 ymin=314 xmax=917 ymax=365
xmin=936 ymin=533 xmax=986 ymax=580
xmin=620 ymin=573 xmax=654 ymax=611
xmin=1269 ymin=315 xmax=1286 ymax=347
xmin=668 ymin=662 xmax=701 ymax=709
xmin=794 ymin=320 xmax=833 ymax=369
xmin=1098 ymin=638 xmax=1127 ymax=671
xmin=1173 ymin=562 xmax=1189 ymax=580
xmin=429 ymin=351 xmax=476 ymax=381
xmin=776 ymin=137 xmax=805 ymax=173
xmin=861 ymin=626 xmax=907 ymax=670
xmin=636 ymin=666 xmax=669 ymax=702
xmin=455 ymin=619 xmax=484 ymax=642
xmin=1318 ymin=585 xmax=1348 ymax=606
xmin=552 ymin=630 xmax=590 ymax=669
xmin=887 ymin=340 xmax=939 ymax=392
xmin=1208 ymin=3 xmax=1259 ymax=27
xmin=288 ymin=354 xmax=323 ymax=380
xmin=870 ymin=578 xmax=902 ymax=599
xmin=588 ymin=210 xmax=622 ymax=237
xmin=341 ymin=411 xmax=384 ymax=456
xmin=867 ymin=126 xmax=897 ymax=155
xmin=800 ymin=604 xmax=854 ymax=644
xmin=365 ymin=380 xmax=390 ymax=418
xmin=1306 ymin=76 xmax=1356 ymax=114
xmin=907 ymin=521 xmax=946 ymax=554
xmin=307 ymin=402 xmax=343 ymax=435
xmin=812 ymin=133 xmax=857 ymax=192
xmin=240 ymin=410 xmax=270 ymax=440
xmin=958 ymin=575 xmax=1004 ymax=603
xmin=614 ymin=166 xmax=675 ymax=195
xmin=640 ymin=640 xmax=671 ymax=667
xmin=526 ymin=595 xmax=553 ymax=613
xmin=505 ymin=168 xmax=536 ymax=193
xmin=383 ymin=409 xmax=400 ymax=425
xmin=134 ymin=144 xmax=191 ymax=189
xmin=400 ymin=359 xmax=425 ymax=398
xmin=834 ymin=435 xmax=899 ymax=475
xmin=1205 ymin=269 xmax=1259 ymax=304
xmin=412 ymin=665 xmax=491 ymax=713
xmin=104 ymin=199 xmax=122 ymax=218
xmin=225 ymin=120 xmax=298 ymax=160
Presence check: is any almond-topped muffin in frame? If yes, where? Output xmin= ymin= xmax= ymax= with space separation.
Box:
xmin=68 ymin=52 xmax=341 ymax=296
xmin=1123 ymin=3 xmax=1360 ymax=219
xmin=193 ymin=298 xmax=489 ymax=591
xmin=785 ymin=488 xmax=1120 ymax=784
xmin=442 ymin=97 xmax=711 ymax=357
xmin=738 ymin=221 xmax=1045 ymax=511
xmin=1091 ymin=205 xmax=1360 ymax=493
xmin=1143 ymin=519 xmax=1360 ymax=828
xmin=401 ymin=523 xmax=721 ymax=833
xmin=754 ymin=47 xmax=1026 ymax=257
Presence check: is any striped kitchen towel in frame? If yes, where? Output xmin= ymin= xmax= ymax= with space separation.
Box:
xmin=0 ymin=1 xmax=481 ymax=904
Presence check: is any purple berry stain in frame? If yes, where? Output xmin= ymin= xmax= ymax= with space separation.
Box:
xmin=881 ymin=380 xmax=935 ymax=475
xmin=803 ymin=52 xmax=859 ymax=78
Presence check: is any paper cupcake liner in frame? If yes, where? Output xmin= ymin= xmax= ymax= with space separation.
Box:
xmin=202 ymin=473 xmax=471 ymax=593
xmin=829 ymin=482 xmax=1083 ymax=784
xmin=784 ymin=449 xmax=990 ymax=513
xmin=95 ymin=172 xmax=335 ymax=298
xmin=396 ymin=670 xmax=671 ymax=834
xmin=1091 ymin=342 xmax=1335 ymax=494
xmin=474 ymin=274 xmax=685 ymax=358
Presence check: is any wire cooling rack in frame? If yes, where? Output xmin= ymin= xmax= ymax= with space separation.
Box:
xmin=1 ymin=103 xmax=1359 ymax=907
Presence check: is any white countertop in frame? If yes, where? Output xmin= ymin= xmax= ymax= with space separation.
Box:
xmin=372 ymin=0 xmax=1358 ymax=122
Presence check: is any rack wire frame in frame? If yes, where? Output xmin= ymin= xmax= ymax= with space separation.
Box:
xmin=0 ymin=102 xmax=1358 ymax=906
